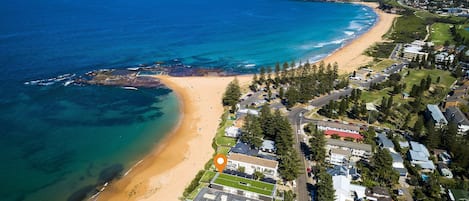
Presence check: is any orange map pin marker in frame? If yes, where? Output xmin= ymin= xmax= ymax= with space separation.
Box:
xmin=214 ymin=154 xmax=227 ymax=173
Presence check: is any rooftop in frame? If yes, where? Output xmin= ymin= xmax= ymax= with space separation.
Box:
xmin=228 ymin=153 xmax=278 ymax=169
xmin=325 ymin=130 xmax=364 ymax=140
xmin=316 ymin=121 xmax=361 ymax=132
xmin=212 ymin=173 xmax=275 ymax=196
xmin=409 ymin=150 xmax=430 ymax=162
xmin=230 ymin=142 xmax=259 ymax=156
xmin=445 ymin=107 xmax=469 ymax=126
xmin=261 ymin=140 xmax=275 ymax=151
xmin=390 ymin=151 xmax=404 ymax=163
xmin=427 ymin=104 xmax=448 ymax=124
xmin=377 ymin=133 xmax=394 ymax=149
xmin=326 ymin=138 xmax=372 ymax=152
xmin=410 ymin=141 xmax=430 ymax=157
xmin=330 ymin=148 xmax=352 ymax=157
xmin=194 ymin=187 xmax=253 ymax=201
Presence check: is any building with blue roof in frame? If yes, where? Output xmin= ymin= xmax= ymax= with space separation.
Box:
xmin=377 ymin=133 xmax=395 ymax=150
xmin=408 ymin=141 xmax=435 ymax=172
xmin=376 ymin=133 xmax=408 ymax=177
xmin=425 ymin=104 xmax=448 ymax=127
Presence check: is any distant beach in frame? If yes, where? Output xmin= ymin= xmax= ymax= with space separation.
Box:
xmin=96 ymin=2 xmax=398 ymax=201
xmin=321 ymin=2 xmax=398 ymax=73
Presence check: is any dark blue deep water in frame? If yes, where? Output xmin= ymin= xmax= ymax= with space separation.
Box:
xmin=0 ymin=0 xmax=376 ymax=200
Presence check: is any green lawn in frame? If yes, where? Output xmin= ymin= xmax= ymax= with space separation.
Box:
xmin=213 ymin=173 xmax=275 ymax=196
xmin=431 ymin=23 xmax=454 ymax=45
xmin=187 ymin=183 xmax=208 ymax=200
xmin=400 ymin=69 xmax=455 ymax=92
xmin=371 ymin=59 xmax=396 ymax=72
xmin=200 ymin=171 xmax=217 ymax=183
xmin=361 ymin=89 xmax=391 ymax=104
xmin=414 ymin=10 xmax=438 ymax=20
xmin=217 ymin=146 xmax=231 ymax=155
xmin=214 ymin=115 xmax=237 ymax=147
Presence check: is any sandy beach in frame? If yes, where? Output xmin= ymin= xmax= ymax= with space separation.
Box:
xmin=97 ymin=2 xmax=398 ymax=201
xmin=321 ymin=2 xmax=398 ymax=73
xmin=97 ymin=76 xmax=252 ymax=201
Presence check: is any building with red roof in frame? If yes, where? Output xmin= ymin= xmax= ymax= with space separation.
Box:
xmin=324 ymin=130 xmax=364 ymax=141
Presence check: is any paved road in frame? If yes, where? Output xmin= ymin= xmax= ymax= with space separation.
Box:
xmin=310 ymin=88 xmax=353 ymax=107
xmin=389 ymin=43 xmax=402 ymax=60
xmin=287 ymin=108 xmax=310 ymax=201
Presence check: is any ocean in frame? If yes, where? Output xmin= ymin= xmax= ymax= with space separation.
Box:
xmin=0 ymin=0 xmax=376 ymax=200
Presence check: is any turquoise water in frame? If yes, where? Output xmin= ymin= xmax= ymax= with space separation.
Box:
xmin=0 ymin=0 xmax=377 ymax=200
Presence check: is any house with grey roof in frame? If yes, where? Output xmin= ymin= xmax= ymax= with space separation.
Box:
xmin=376 ymin=133 xmax=407 ymax=176
xmin=377 ymin=133 xmax=395 ymax=150
xmin=325 ymin=139 xmax=372 ymax=162
xmin=444 ymin=106 xmax=469 ymax=135
xmin=408 ymin=141 xmax=435 ymax=172
xmin=425 ymin=104 xmax=448 ymax=128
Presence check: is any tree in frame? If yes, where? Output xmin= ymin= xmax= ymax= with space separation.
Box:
xmin=425 ymin=121 xmax=440 ymax=149
xmin=372 ymin=148 xmax=399 ymax=186
xmin=240 ymin=114 xmax=264 ymax=148
xmin=414 ymin=115 xmax=425 ymax=137
xmin=253 ymin=171 xmax=265 ymax=180
xmin=237 ymin=166 xmax=245 ymax=173
xmin=259 ymin=66 xmax=266 ymax=84
xmin=284 ymin=190 xmax=296 ymax=201
xmin=316 ymin=170 xmax=336 ymax=201
xmin=222 ymin=78 xmax=241 ymax=112
xmin=308 ymin=123 xmax=326 ymax=163
xmin=278 ymin=150 xmax=301 ymax=181
xmin=285 ymin=87 xmax=299 ymax=109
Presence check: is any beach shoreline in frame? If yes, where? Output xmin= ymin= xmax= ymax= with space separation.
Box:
xmin=96 ymin=76 xmax=252 ymax=201
xmin=319 ymin=2 xmax=398 ymax=73
xmin=96 ymin=2 xmax=398 ymax=201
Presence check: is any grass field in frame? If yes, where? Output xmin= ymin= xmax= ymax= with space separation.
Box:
xmin=214 ymin=113 xmax=237 ymax=147
xmin=431 ymin=23 xmax=454 ymax=45
xmin=361 ymin=88 xmax=391 ymax=104
xmin=400 ymin=69 xmax=455 ymax=92
xmin=371 ymin=59 xmax=396 ymax=72
xmin=200 ymin=171 xmax=217 ymax=183
xmin=213 ymin=173 xmax=275 ymax=196
xmin=415 ymin=11 xmax=437 ymax=20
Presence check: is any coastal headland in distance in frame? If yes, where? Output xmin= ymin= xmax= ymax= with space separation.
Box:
xmin=97 ymin=2 xmax=397 ymax=201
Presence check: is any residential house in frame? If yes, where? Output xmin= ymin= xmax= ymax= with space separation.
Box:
xmin=328 ymin=148 xmax=351 ymax=166
xmin=438 ymin=151 xmax=452 ymax=164
xmin=403 ymin=42 xmax=428 ymax=61
xmin=209 ymin=173 xmax=277 ymax=201
xmin=366 ymin=187 xmax=392 ymax=201
xmin=438 ymin=163 xmax=453 ymax=179
xmin=376 ymin=133 xmax=408 ymax=176
xmin=425 ymin=104 xmax=448 ymax=127
xmin=224 ymin=126 xmax=241 ymax=138
xmin=236 ymin=108 xmax=259 ymax=119
xmin=316 ymin=121 xmax=363 ymax=141
xmin=326 ymin=139 xmax=373 ymax=162
xmin=408 ymin=141 xmax=435 ymax=172
xmin=327 ymin=165 xmax=361 ymax=180
xmin=194 ymin=187 xmax=255 ymax=201
xmin=227 ymin=153 xmax=278 ymax=178
xmin=444 ymin=107 xmax=469 ymax=135
xmin=230 ymin=142 xmax=259 ymax=156
xmin=316 ymin=121 xmax=361 ymax=134
xmin=435 ymin=52 xmax=455 ymax=64
xmin=333 ymin=175 xmax=367 ymax=201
